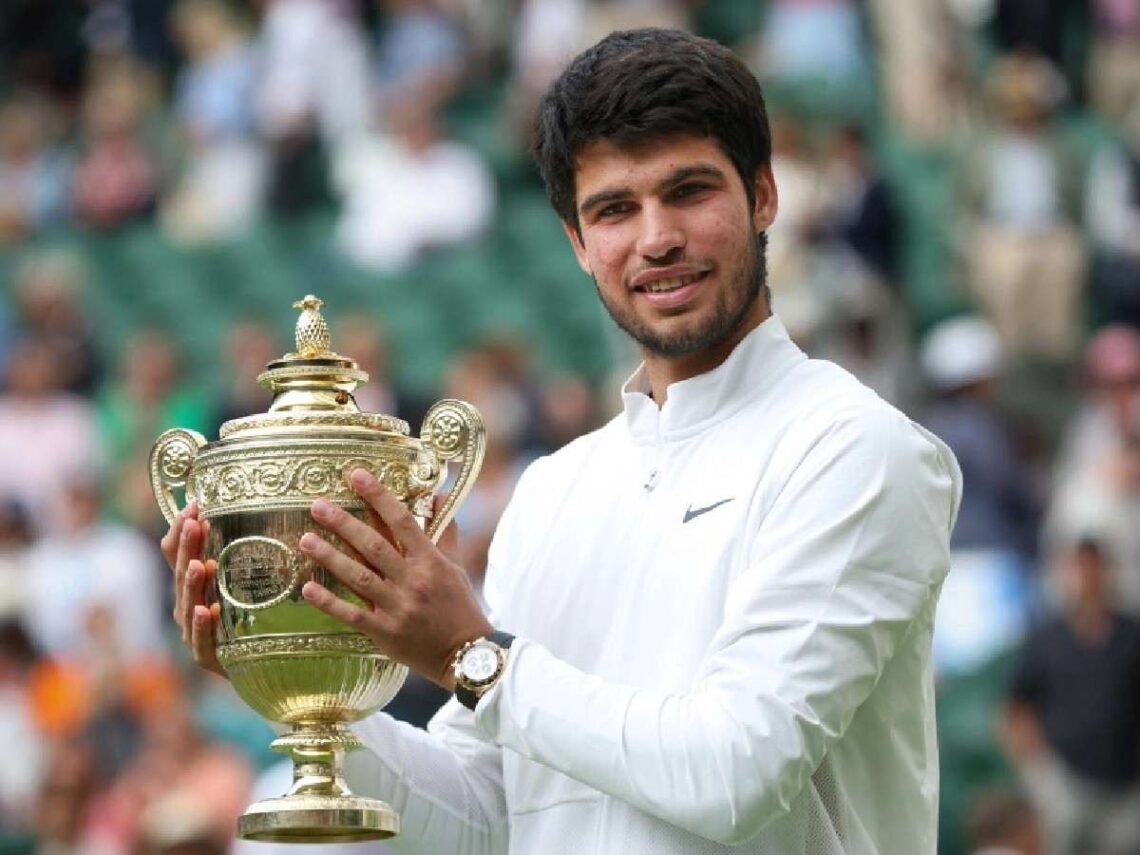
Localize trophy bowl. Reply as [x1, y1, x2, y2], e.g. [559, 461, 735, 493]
[149, 296, 485, 843]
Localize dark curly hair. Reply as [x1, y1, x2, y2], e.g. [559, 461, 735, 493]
[533, 28, 772, 233]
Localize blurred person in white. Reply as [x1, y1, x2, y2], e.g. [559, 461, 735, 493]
[920, 317, 1040, 673]
[72, 60, 160, 231]
[0, 337, 102, 536]
[0, 94, 71, 245]
[168, 29, 962, 854]
[965, 789, 1042, 855]
[960, 52, 1085, 362]
[11, 249, 104, 397]
[0, 621, 46, 841]
[163, 0, 266, 244]
[21, 473, 165, 664]
[1085, 112, 1140, 327]
[1049, 325, 1140, 612]
[1002, 536, 1140, 855]
[334, 97, 495, 270]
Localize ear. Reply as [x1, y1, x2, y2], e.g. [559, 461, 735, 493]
[562, 220, 592, 276]
[751, 165, 778, 233]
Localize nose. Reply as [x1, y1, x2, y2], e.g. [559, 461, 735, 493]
[635, 201, 685, 262]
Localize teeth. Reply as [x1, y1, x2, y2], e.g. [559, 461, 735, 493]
[644, 274, 700, 293]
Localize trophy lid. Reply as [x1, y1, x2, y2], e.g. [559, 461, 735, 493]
[219, 295, 409, 439]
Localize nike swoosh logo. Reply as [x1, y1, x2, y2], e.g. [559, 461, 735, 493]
[682, 498, 734, 524]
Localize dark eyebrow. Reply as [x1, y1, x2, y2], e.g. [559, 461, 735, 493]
[578, 164, 728, 219]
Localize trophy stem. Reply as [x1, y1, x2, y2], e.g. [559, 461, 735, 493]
[237, 722, 400, 842]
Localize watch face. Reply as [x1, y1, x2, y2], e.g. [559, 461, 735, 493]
[461, 643, 500, 683]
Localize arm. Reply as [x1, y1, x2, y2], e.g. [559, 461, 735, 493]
[475, 406, 960, 845]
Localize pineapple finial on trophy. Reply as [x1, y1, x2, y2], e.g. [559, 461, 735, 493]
[293, 294, 330, 357]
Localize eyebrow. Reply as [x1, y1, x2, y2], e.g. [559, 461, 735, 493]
[578, 164, 728, 218]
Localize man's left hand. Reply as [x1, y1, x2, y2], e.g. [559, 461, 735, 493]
[299, 467, 493, 691]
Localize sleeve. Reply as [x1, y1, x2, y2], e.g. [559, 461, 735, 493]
[473, 405, 962, 846]
[348, 459, 549, 855]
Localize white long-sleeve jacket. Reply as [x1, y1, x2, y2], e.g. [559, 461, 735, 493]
[353, 314, 962, 854]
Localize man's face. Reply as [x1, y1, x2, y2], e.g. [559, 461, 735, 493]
[564, 136, 776, 363]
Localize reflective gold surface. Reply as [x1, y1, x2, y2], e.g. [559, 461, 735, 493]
[149, 296, 485, 841]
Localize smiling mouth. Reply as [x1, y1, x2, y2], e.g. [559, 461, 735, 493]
[635, 271, 709, 293]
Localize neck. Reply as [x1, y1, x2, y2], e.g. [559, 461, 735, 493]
[643, 305, 770, 406]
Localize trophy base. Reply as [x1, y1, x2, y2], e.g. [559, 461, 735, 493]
[238, 794, 399, 843]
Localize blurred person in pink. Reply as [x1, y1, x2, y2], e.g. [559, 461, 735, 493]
[0, 95, 71, 245]
[163, 0, 266, 244]
[0, 337, 102, 535]
[72, 61, 160, 231]
[960, 53, 1085, 361]
[10, 249, 104, 397]
[1002, 536, 1140, 855]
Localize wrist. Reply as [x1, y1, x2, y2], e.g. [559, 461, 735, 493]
[453, 631, 515, 711]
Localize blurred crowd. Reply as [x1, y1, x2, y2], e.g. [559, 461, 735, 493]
[0, 1, 1140, 854]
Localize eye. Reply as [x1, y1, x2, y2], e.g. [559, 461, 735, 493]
[670, 182, 710, 201]
[597, 201, 634, 220]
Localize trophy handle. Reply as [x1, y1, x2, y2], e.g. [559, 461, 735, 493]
[420, 399, 486, 544]
[149, 428, 208, 525]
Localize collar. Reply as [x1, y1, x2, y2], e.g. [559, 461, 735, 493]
[620, 314, 806, 444]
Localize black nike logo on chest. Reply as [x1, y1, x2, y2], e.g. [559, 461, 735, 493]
[682, 498, 734, 524]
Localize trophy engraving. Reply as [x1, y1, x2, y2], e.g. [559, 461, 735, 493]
[149, 296, 486, 843]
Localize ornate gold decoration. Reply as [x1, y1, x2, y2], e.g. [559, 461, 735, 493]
[146, 295, 486, 843]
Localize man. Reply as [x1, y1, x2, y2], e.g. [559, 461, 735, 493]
[164, 29, 961, 854]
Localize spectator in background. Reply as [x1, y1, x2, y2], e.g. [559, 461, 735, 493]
[1003, 537, 1140, 855]
[333, 315, 401, 419]
[97, 330, 209, 532]
[1050, 325, 1140, 612]
[0, 337, 102, 534]
[0, 95, 71, 245]
[756, 0, 868, 91]
[21, 473, 166, 664]
[0, 621, 46, 841]
[257, 0, 371, 217]
[10, 250, 103, 397]
[965, 789, 1042, 855]
[162, 0, 265, 244]
[334, 98, 495, 270]
[992, 0, 1075, 71]
[922, 316, 1039, 673]
[72, 60, 160, 230]
[0, 501, 33, 620]
[961, 53, 1084, 362]
[1088, 0, 1140, 126]
[373, 0, 466, 121]
[1085, 111, 1140, 327]
[213, 319, 279, 427]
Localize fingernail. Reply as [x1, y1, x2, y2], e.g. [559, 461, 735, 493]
[187, 563, 199, 582]
[301, 581, 320, 602]
[351, 468, 373, 487]
[299, 532, 319, 552]
[311, 499, 334, 520]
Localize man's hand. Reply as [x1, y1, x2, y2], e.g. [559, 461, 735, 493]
[158, 501, 224, 676]
[299, 468, 493, 690]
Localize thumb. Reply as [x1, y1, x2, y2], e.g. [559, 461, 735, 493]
[431, 493, 460, 560]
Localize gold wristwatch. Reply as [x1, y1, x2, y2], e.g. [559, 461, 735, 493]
[453, 631, 514, 710]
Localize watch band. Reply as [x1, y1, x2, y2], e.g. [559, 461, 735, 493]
[455, 631, 515, 711]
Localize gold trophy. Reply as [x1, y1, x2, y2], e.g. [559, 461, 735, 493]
[149, 296, 485, 843]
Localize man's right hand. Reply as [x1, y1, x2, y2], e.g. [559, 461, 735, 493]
[159, 501, 225, 676]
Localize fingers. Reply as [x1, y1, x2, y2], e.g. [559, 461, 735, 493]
[349, 469, 430, 554]
[191, 602, 225, 677]
[310, 497, 405, 579]
[181, 558, 213, 646]
[299, 531, 393, 608]
[173, 513, 207, 629]
[302, 580, 390, 636]
[160, 501, 198, 570]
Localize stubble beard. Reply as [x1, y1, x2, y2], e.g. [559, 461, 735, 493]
[595, 232, 769, 358]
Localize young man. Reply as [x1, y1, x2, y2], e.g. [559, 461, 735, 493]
[166, 29, 961, 854]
